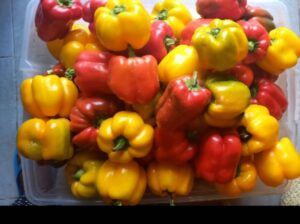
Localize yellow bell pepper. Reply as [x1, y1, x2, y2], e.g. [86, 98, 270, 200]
[97, 111, 154, 163]
[192, 19, 248, 71]
[65, 151, 104, 199]
[96, 160, 146, 205]
[94, 0, 151, 52]
[151, 0, 192, 39]
[20, 74, 78, 118]
[17, 118, 73, 161]
[256, 27, 300, 75]
[255, 138, 300, 187]
[239, 105, 279, 156]
[158, 45, 201, 83]
[215, 158, 257, 197]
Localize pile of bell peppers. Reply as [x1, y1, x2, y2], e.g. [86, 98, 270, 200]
[16, 0, 300, 205]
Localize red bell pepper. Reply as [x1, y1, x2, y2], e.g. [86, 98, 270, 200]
[156, 72, 212, 131]
[136, 21, 176, 62]
[251, 79, 288, 120]
[250, 64, 278, 83]
[229, 64, 254, 87]
[70, 96, 123, 151]
[238, 20, 270, 64]
[195, 128, 242, 184]
[180, 18, 212, 45]
[83, 0, 106, 33]
[108, 50, 160, 104]
[196, 0, 247, 21]
[74, 51, 113, 97]
[35, 0, 82, 42]
[154, 128, 198, 165]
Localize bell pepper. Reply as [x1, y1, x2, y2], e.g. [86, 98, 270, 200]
[135, 20, 176, 62]
[94, 0, 151, 52]
[17, 118, 73, 161]
[70, 96, 123, 152]
[158, 45, 201, 83]
[215, 158, 257, 197]
[97, 111, 154, 163]
[251, 64, 278, 83]
[251, 79, 288, 120]
[229, 64, 254, 87]
[180, 18, 212, 45]
[154, 127, 198, 165]
[156, 72, 211, 130]
[204, 74, 251, 128]
[196, 0, 247, 21]
[238, 20, 270, 64]
[192, 19, 248, 71]
[35, 0, 82, 42]
[256, 27, 300, 75]
[20, 74, 78, 118]
[108, 52, 160, 105]
[82, 0, 106, 33]
[243, 5, 276, 32]
[152, 0, 192, 39]
[255, 138, 300, 187]
[195, 128, 242, 184]
[74, 51, 114, 97]
[147, 161, 194, 202]
[65, 151, 104, 199]
[45, 63, 66, 77]
[96, 160, 146, 205]
[238, 105, 279, 156]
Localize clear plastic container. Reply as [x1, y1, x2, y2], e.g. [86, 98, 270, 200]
[19, 0, 300, 205]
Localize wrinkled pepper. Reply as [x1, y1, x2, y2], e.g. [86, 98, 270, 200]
[35, 0, 82, 41]
[152, 0, 192, 39]
[215, 158, 257, 197]
[158, 45, 201, 83]
[229, 64, 254, 87]
[238, 105, 279, 156]
[196, 0, 247, 21]
[70, 96, 123, 152]
[83, 0, 106, 33]
[74, 51, 114, 97]
[97, 111, 154, 163]
[256, 27, 300, 75]
[195, 128, 242, 184]
[255, 138, 300, 187]
[96, 160, 147, 205]
[65, 151, 104, 199]
[204, 74, 251, 128]
[21, 74, 78, 118]
[192, 19, 248, 71]
[94, 0, 151, 51]
[17, 118, 73, 161]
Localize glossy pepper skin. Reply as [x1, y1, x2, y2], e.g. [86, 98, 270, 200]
[108, 54, 160, 105]
[158, 45, 201, 83]
[94, 0, 151, 51]
[152, 0, 192, 39]
[83, 0, 106, 33]
[215, 158, 257, 197]
[238, 105, 279, 156]
[251, 79, 288, 120]
[70, 97, 123, 152]
[195, 128, 242, 184]
[156, 73, 211, 130]
[147, 161, 194, 198]
[21, 74, 78, 118]
[136, 21, 176, 62]
[196, 0, 247, 21]
[229, 64, 254, 87]
[204, 74, 251, 128]
[17, 118, 73, 161]
[65, 151, 104, 199]
[255, 138, 300, 187]
[238, 20, 270, 64]
[96, 160, 147, 205]
[35, 0, 82, 42]
[97, 111, 154, 163]
[192, 19, 248, 71]
[256, 27, 300, 75]
[74, 51, 114, 97]
[154, 128, 197, 165]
